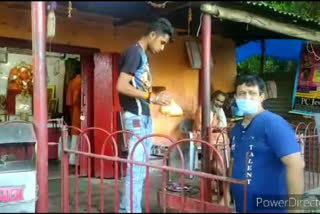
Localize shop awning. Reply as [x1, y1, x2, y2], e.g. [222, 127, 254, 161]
[236, 39, 306, 63]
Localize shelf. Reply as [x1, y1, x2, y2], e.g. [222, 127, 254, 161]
[152, 86, 166, 93]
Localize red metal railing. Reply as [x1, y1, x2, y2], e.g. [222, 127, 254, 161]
[56, 122, 248, 213]
[294, 122, 320, 191]
[9, 117, 317, 211]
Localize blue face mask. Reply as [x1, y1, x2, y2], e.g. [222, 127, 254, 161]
[235, 98, 259, 116]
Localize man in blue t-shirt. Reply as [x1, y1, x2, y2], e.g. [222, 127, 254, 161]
[116, 18, 174, 213]
[227, 74, 305, 213]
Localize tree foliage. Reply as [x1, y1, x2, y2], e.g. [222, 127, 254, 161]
[237, 56, 297, 75]
[237, 1, 318, 75]
[262, 1, 320, 22]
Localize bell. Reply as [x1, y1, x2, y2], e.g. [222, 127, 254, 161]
[47, 7, 56, 39]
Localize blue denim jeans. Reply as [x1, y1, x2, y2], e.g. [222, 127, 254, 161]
[119, 111, 153, 213]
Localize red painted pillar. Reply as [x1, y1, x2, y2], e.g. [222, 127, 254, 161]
[31, 2, 48, 212]
[200, 13, 212, 202]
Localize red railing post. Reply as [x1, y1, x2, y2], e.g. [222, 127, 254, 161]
[201, 12, 212, 202]
[31, 1, 48, 212]
[61, 125, 70, 212]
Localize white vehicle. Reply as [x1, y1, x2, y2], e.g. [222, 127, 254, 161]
[0, 122, 37, 213]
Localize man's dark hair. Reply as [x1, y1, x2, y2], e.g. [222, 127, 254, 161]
[211, 90, 227, 101]
[146, 18, 174, 42]
[235, 74, 266, 95]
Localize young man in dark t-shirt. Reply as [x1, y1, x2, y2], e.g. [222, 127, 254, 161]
[116, 18, 174, 213]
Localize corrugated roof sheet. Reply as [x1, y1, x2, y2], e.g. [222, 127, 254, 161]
[246, 1, 320, 26]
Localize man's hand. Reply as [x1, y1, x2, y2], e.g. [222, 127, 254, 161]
[151, 91, 172, 106]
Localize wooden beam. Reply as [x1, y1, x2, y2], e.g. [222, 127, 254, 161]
[201, 4, 320, 43]
[211, 29, 294, 40]
[0, 36, 100, 55]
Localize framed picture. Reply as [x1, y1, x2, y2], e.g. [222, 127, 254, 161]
[47, 85, 55, 100]
[48, 98, 58, 114]
[0, 47, 8, 63]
